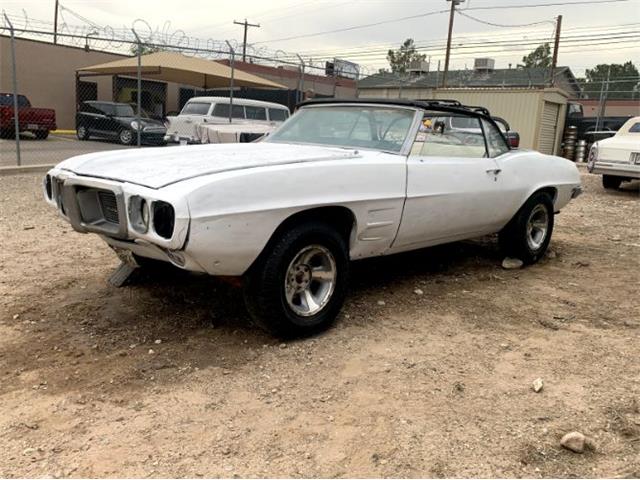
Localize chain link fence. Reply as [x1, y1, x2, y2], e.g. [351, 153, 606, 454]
[1, 26, 360, 168]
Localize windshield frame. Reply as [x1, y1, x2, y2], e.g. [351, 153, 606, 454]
[264, 103, 423, 155]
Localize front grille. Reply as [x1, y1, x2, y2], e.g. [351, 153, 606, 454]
[98, 190, 119, 224]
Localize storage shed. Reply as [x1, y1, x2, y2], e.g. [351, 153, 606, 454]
[357, 65, 581, 155]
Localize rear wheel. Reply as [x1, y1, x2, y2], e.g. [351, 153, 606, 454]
[77, 125, 88, 141]
[602, 175, 622, 190]
[243, 221, 349, 338]
[499, 191, 554, 264]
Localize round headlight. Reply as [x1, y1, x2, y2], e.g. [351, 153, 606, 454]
[130, 120, 140, 130]
[128, 195, 149, 233]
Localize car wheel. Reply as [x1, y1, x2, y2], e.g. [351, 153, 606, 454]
[499, 191, 554, 264]
[0, 128, 15, 139]
[243, 221, 349, 338]
[602, 175, 622, 190]
[77, 125, 88, 141]
[34, 130, 49, 140]
[119, 129, 134, 145]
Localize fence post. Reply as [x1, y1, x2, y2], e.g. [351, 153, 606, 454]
[296, 54, 305, 104]
[131, 28, 142, 147]
[225, 41, 235, 124]
[3, 13, 21, 166]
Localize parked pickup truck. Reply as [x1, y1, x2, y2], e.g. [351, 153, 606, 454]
[0, 93, 57, 139]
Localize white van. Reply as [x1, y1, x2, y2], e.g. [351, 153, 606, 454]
[166, 97, 290, 143]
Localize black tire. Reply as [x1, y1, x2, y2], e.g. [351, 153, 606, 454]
[243, 221, 349, 338]
[119, 129, 134, 145]
[499, 191, 554, 264]
[34, 130, 49, 140]
[77, 125, 88, 141]
[602, 175, 622, 190]
[0, 128, 15, 139]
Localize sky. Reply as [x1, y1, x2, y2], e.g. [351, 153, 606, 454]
[2, 0, 639, 77]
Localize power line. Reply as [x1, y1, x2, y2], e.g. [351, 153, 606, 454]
[464, 0, 631, 9]
[455, 9, 555, 28]
[274, 31, 640, 62]
[252, 8, 450, 44]
[286, 22, 640, 57]
[254, 0, 631, 45]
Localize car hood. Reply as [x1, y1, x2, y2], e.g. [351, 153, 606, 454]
[116, 116, 165, 128]
[57, 142, 362, 189]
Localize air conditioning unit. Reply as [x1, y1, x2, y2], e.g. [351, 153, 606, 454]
[474, 58, 495, 71]
[279, 65, 301, 72]
[408, 60, 429, 74]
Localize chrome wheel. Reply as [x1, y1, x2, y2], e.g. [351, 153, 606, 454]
[77, 126, 87, 140]
[284, 245, 337, 317]
[526, 204, 549, 251]
[119, 129, 133, 145]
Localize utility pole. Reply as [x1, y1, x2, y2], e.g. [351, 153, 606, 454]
[595, 65, 611, 132]
[442, 0, 463, 88]
[233, 19, 260, 62]
[550, 14, 562, 86]
[53, 0, 59, 44]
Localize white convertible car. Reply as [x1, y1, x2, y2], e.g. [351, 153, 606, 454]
[587, 116, 640, 189]
[44, 99, 582, 336]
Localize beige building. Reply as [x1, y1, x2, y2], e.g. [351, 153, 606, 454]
[1, 35, 356, 129]
[359, 86, 569, 155]
[576, 99, 640, 118]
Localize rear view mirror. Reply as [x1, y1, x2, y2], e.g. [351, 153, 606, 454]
[505, 131, 520, 148]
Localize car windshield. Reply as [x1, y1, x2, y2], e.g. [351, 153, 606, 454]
[105, 104, 135, 117]
[181, 102, 211, 115]
[266, 105, 415, 153]
[1, 94, 29, 107]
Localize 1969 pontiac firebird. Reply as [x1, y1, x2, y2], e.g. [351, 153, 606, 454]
[44, 99, 582, 336]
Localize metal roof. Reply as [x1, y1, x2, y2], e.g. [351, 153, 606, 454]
[78, 51, 286, 90]
[358, 67, 581, 96]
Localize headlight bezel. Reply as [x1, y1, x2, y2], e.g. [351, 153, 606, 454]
[127, 195, 149, 233]
[152, 201, 175, 240]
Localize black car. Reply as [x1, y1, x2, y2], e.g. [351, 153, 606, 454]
[76, 101, 167, 145]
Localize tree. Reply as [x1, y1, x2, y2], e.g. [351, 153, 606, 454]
[130, 43, 161, 56]
[578, 61, 639, 99]
[519, 43, 552, 69]
[387, 38, 426, 74]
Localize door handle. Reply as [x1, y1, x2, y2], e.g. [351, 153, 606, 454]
[486, 168, 502, 175]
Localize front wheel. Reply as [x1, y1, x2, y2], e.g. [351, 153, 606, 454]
[243, 221, 349, 338]
[499, 191, 554, 264]
[34, 130, 49, 140]
[602, 175, 622, 190]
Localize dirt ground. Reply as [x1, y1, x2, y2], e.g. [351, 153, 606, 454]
[1, 169, 638, 478]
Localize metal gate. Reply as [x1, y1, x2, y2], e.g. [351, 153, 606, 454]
[538, 101, 560, 155]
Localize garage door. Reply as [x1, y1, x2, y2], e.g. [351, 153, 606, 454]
[538, 102, 560, 155]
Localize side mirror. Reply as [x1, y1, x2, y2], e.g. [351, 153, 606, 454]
[506, 131, 520, 148]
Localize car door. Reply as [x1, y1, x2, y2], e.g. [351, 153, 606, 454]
[391, 112, 506, 251]
[91, 103, 113, 137]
